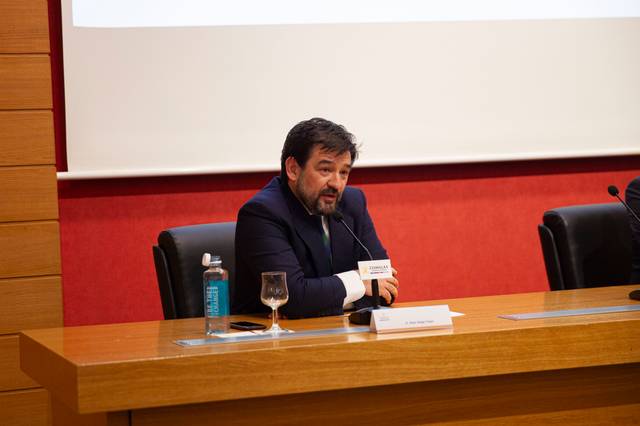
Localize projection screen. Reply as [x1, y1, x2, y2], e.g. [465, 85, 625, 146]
[60, 0, 640, 179]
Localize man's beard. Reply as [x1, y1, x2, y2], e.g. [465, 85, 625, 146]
[296, 180, 341, 215]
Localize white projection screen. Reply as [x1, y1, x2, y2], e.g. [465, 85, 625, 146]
[60, 0, 640, 179]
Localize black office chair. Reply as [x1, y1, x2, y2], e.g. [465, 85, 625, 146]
[538, 203, 631, 291]
[153, 222, 236, 319]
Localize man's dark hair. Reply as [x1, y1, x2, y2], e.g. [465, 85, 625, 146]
[280, 117, 359, 180]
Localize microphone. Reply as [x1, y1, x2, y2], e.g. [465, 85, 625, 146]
[608, 185, 640, 225]
[332, 210, 382, 325]
[332, 211, 375, 261]
[607, 185, 640, 301]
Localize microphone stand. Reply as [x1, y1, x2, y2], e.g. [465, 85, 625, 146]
[348, 279, 380, 325]
[331, 211, 382, 325]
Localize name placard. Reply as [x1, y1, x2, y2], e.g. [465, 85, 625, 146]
[358, 259, 392, 280]
[371, 305, 453, 334]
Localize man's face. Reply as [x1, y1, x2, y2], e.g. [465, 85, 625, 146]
[288, 145, 352, 215]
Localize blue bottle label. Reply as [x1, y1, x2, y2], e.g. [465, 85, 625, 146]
[205, 280, 229, 317]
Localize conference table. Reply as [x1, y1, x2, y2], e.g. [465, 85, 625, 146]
[20, 285, 640, 425]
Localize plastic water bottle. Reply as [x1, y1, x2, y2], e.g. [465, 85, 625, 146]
[202, 253, 230, 335]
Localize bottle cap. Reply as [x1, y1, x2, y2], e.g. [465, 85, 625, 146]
[202, 253, 221, 267]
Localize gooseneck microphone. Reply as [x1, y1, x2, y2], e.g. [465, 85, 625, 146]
[607, 185, 640, 301]
[332, 212, 375, 262]
[608, 185, 640, 225]
[332, 210, 381, 324]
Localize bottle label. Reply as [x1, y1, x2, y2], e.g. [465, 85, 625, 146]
[205, 280, 230, 317]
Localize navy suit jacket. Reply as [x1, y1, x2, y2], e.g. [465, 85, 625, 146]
[233, 177, 388, 318]
[626, 176, 640, 283]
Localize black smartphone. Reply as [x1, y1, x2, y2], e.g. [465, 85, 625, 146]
[230, 321, 267, 331]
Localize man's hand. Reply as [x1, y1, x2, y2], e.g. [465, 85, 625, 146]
[363, 267, 399, 304]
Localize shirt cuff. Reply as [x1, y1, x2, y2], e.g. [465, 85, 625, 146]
[336, 270, 366, 308]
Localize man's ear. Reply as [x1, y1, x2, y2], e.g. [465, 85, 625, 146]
[285, 157, 301, 182]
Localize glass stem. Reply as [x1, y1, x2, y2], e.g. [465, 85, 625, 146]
[272, 308, 278, 329]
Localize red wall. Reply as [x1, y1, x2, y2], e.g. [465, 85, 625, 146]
[58, 158, 640, 326]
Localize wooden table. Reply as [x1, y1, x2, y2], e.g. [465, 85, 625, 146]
[20, 286, 640, 425]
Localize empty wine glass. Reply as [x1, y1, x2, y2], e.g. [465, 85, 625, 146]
[260, 271, 288, 334]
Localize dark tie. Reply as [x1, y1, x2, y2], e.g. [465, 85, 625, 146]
[320, 217, 333, 272]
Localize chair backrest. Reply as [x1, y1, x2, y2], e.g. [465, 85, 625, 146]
[538, 203, 631, 290]
[153, 222, 236, 319]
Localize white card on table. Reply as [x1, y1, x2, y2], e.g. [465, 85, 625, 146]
[371, 305, 453, 334]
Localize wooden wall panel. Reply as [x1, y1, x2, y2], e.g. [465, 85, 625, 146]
[0, 55, 52, 109]
[0, 111, 55, 166]
[0, 221, 61, 279]
[0, 0, 59, 424]
[0, 336, 38, 391]
[0, 388, 50, 426]
[0, 276, 62, 334]
[0, 0, 49, 54]
[0, 166, 58, 222]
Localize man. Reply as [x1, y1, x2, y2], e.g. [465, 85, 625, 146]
[233, 118, 399, 318]
[626, 176, 640, 283]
